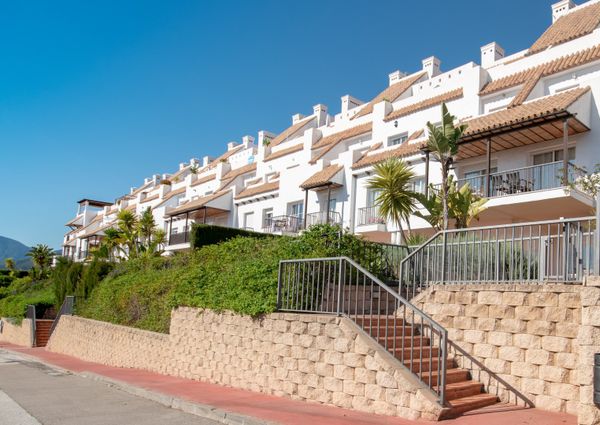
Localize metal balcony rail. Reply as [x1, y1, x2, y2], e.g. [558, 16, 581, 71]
[49, 296, 75, 337]
[432, 162, 581, 198]
[400, 217, 595, 299]
[168, 231, 190, 245]
[305, 210, 342, 227]
[262, 215, 304, 234]
[357, 206, 386, 226]
[278, 257, 448, 404]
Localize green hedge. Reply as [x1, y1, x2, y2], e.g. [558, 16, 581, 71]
[190, 224, 270, 249]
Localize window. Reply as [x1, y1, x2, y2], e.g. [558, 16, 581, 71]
[366, 189, 381, 207]
[388, 133, 408, 147]
[243, 212, 254, 229]
[289, 201, 304, 218]
[410, 178, 426, 194]
[263, 208, 273, 226]
[533, 148, 575, 165]
[327, 198, 337, 212]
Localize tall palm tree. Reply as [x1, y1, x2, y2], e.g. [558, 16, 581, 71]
[4, 258, 16, 275]
[27, 244, 54, 277]
[426, 103, 468, 230]
[116, 210, 138, 257]
[367, 158, 417, 244]
[137, 208, 156, 246]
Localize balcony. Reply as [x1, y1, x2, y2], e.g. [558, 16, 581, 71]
[168, 231, 190, 246]
[262, 215, 303, 234]
[305, 210, 342, 227]
[358, 206, 385, 226]
[435, 162, 580, 198]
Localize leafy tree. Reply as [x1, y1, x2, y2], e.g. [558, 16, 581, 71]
[26, 244, 54, 277]
[367, 158, 417, 244]
[4, 258, 16, 275]
[426, 103, 468, 230]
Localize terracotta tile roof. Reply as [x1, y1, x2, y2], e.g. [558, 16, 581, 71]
[264, 143, 304, 162]
[166, 191, 229, 216]
[351, 130, 427, 170]
[462, 86, 590, 138]
[218, 162, 257, 190]
[384, 88, 464, 121]
[310, 122, 372, 164]
[269, 117, 316, 147]
[235, 181, 280, 199]
[300, 164, 344, 189]
[140, 194, 159, 204]
[155, 187, 187, 207]
[529, 2, 600, 55]
[507, 68, 545, 108]
[481, 44, 600, 96]
[202, 144, 245, 172]
[351, 72, 426, 120]
[190, 174, 216, 187]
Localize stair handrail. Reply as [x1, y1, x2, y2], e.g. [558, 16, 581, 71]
[49, 296, 75, 337]
[278, 256, 448, 404]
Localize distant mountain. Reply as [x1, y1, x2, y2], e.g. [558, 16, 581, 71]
[0, 236, 31, 270]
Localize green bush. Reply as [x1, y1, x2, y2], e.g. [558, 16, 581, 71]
[190, 224, 270, 249]
[0, 276, 54, 321]
[78, 225, 376, 333]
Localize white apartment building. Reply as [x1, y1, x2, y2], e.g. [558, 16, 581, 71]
[64, 0, 600, 259]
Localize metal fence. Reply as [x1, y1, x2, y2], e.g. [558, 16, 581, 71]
[262, 215, 304, 234]
[357, 206, 385, 226]
[350, 240, 410, 284]
[400, 217, 596, 299]
[278, 257, 448, 404]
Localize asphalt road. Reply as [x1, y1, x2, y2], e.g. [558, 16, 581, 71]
[0, 350, 220, 425]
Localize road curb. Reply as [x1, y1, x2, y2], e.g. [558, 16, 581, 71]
[0, 347, 276, 425]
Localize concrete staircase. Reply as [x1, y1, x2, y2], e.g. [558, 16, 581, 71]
[34, 320, 54, 347]
[354, 315, 499, 418]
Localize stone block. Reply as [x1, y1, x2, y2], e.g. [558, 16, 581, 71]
[539, 365, 568, 383]
[333, 364, 354, 380]
[521, 377, 546, 395]
[476, 318, 497, 331]
[511, 361, 539, 378]
[541, 336, 571, 353]
[498, 318, 526, 333]
[515, 306, 542, 321]
[316, 362, 333, 377]
[478, 291, 503, 305]
[332, 391, 353, 408]
[558, 293, 580, 309]
[488, 331, 512, 346]
[488, 305, 515, 319]
[484, 358, 511, 374]
[512, 333, 541, 349]
[525, 348, 550, 365]
[455, 291, 478, 305]
[534, 394, 563, 412]
[548, 382, 578, 401]
[473, 343, 496, 358]
[290, 321, 307, 334]
[343, 380, 365, 397]
[542, 307, 569, 322]
[334, 337, 353, 353]
[582, 306, 600, 327]
[503, 291, 526, 306]
[528, 292, 559, 307]
[435, 290, 454, 304]
[464, 304, 489, 318]
[527, 320, 554, 336]
[463, 329, 486, 344]
[453, 316, 475, 330]
[498, 346, 524, 362]
[343, 352, 364, 368]
[555, 352, 577, 370]
[354, 367, 376, 384]
[375, 371, 397, 389]
[323, 377, 343, 392]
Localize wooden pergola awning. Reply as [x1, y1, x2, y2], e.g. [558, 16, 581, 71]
[165, 191, 230, 219]
[456, 87, 591, 160]
[300, 164, 344, 191]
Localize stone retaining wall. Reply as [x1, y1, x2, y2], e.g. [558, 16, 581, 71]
[47, 309, 443, 421]
[0, 317, 33, 347]
[413, 283, 600, 425]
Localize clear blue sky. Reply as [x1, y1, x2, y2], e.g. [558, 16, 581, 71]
[0, 0, 552, 248]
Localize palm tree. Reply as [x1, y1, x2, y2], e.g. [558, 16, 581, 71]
[367, 158, 417, 244]
[414, 187, 444, 231]
[4, 258, 16, 275]
[450, 182, 488, 229]
[137, 208, 156, 246]
[426, 103, 468, 230]
[27, 244, 54, 277]
[116, 210, 138, 258]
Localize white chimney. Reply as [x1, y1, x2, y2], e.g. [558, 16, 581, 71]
[227, 141, 239, 151]
[242, 135, 255, 148]
[189, 158, 200, 167]
[179, 162, 187, 170]
[144, 177, 151, 184]
[341, 95, 364, 115]
[480, 42, 505, 68]
[552, 0, 575, 22]
[292, 113, 305, 124]
[202, 155, 214, 167]
[422, 56, 441, 78]
[313, 104, 328, 127]
[388, 70, 407, 86]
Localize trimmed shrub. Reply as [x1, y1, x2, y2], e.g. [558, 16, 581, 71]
[190, 224, 270, 249]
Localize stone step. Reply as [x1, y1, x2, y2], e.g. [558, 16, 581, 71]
[403, 357, 455, 373]
[361, 325, 417, 336]
[376, 335, 430, 347]
[442, 393, 499, 418]
[392, 346, 440, 361]
[420, 368, 470, 385]
[354, 316, 403, 325]
[436, 380, 484, 401]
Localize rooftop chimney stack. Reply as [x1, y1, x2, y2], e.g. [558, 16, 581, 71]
[179, 162, 187, 170]
[292, 113, 305, 124]
[313, 104, 328, 127]
[227, 141, 239, 151]
[189, 158, 200, 167]
[552, 0, 575, 22]
[242, 135, 255, 148]
[480, 42, 505, 68]
[202, 155, 214, 167]
[388, 70, 407, 86]
[422, 56, 441, 78]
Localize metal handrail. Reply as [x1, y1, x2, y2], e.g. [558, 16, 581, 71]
[400, 216, 595, 298]
[278, 256, 448, 404]
[49, 296, 75, 337]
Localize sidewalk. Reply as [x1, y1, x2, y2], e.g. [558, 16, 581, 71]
[0, 342, 576, 425]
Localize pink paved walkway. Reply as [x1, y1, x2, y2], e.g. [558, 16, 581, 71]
[0, 342, 576, 425]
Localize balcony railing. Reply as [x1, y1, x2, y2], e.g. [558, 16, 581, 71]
[433, 161, 580, 198]
[168, 231, 190, 245]
[357, 206, 385, 226]
[263, 215, 303, 234]
[305, 210, 342, 227]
